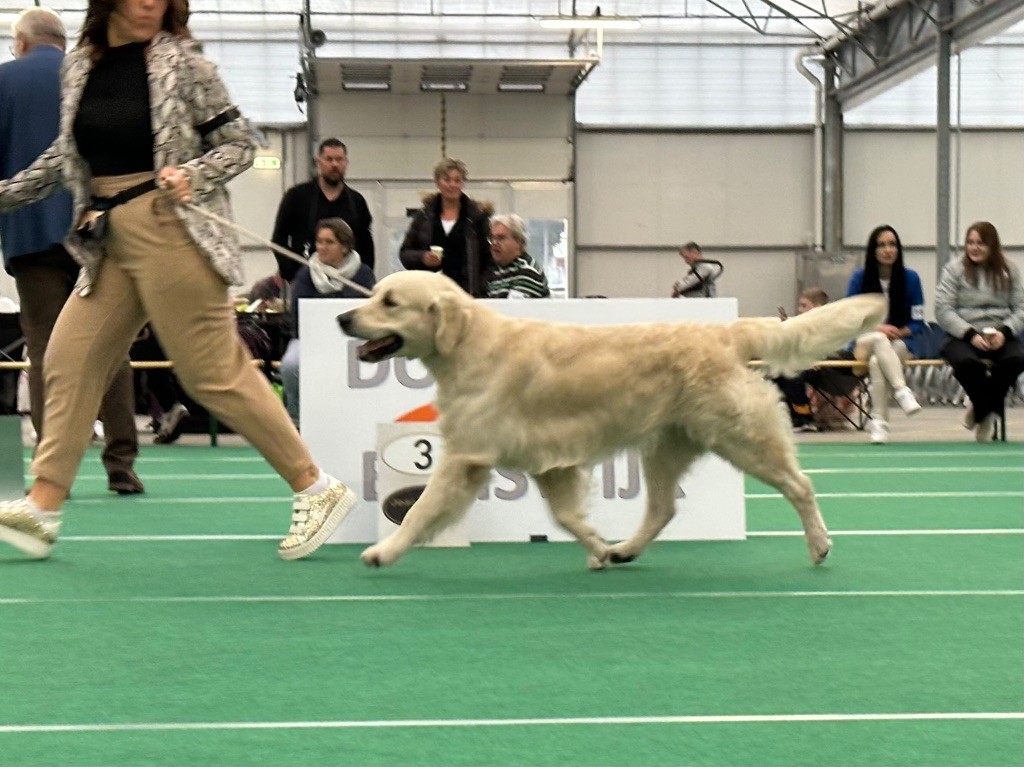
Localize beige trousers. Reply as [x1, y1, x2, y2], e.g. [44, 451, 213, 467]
[852, 331, 911, 421]
[32, 173, 314, 491]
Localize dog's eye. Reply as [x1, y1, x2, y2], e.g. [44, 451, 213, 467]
[382, 292, 398, 308]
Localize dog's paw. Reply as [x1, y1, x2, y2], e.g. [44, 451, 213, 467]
[809, 535, 832, 565]
[360, 544, 389, 568]
[607, 542, 639, 565]
[587, 546, 610, 571]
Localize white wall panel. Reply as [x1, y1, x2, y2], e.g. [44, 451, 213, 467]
[577, 131, 814, 248]
[576, 248, 797, 318]
[316, 93, 573, 180]
[844, 130, 1024, 248]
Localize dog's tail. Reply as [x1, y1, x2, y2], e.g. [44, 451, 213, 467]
[729, 294, 887, 377]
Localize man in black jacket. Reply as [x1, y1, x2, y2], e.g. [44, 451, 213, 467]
[270, 138, 375, 279]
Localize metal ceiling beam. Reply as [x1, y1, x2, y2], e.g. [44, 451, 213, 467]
[824, 0, 1024, 108]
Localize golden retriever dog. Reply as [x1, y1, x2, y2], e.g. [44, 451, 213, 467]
[338, 272, 885, 571]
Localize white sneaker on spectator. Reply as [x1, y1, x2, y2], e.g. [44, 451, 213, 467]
[894, 386, 921, 416]
[278, 479, 357, 560]
[975, 414, 997, 443]
[868, 418, 890, 444]
[0, 498, 61, 559]
[155, 402, 189, 445]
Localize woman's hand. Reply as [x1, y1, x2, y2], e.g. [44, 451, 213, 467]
[986, 330, 1006, 351]
[878, 323, 903, 341]
[423, 250, 442, 268]
[970, 333, 993, 352]
[157, 166, 192, 203]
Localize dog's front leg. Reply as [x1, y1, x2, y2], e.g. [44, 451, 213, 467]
[360, 457, 491, 568]
[533, 466, 609, 571]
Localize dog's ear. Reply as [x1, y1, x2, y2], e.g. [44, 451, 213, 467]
[430, 293, 470, 357]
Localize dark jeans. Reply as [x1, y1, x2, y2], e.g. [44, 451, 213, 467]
[773, 374, 812, 425]
[941, 335, 1024, 421]
[11, 244, 139, 476]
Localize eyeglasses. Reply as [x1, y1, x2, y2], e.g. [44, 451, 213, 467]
[487, 234, 512, 244]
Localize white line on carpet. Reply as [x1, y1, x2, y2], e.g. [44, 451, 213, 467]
[73, 474, 278, 481]
[64, 490, 1024, 505]
[55, 528, 1022, 543]
[0, 711, 1021, 733]
[802, 467, 1023, 474]
[2, 589, 1020, 606]
[748, 491, 1023, 499]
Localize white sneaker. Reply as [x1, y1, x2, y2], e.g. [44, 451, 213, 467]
[975, 413, 997, 443]
[0, 498, 61, 559]
[894, 386, 922, 416]
[868, 418, 890, 444]
[278, 480, 357, 560]
[154, 403, 189, 445]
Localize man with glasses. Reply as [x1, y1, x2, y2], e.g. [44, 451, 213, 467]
[485, 214, 550, 299]
[0, 7, 143, 494]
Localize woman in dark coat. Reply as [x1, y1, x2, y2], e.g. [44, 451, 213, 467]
[399, 157, 491, 297]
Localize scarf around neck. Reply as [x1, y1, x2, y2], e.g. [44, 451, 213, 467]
[309, 250, 361, 294]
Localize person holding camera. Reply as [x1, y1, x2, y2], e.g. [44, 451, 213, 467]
[670, 241, 720, 298]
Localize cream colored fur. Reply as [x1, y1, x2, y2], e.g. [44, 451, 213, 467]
[339, 272, 886, 571]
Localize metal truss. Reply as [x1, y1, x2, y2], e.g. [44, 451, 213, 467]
[822, 0, 1024, 107]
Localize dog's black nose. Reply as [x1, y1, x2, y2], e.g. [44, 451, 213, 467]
[337, 312, 353, 333]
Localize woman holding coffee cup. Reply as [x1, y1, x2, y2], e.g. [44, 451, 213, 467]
[399, 157, 491, 297]
[935, 221, 1024, 441]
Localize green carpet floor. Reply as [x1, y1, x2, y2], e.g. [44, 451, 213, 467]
[0, 443, 1021, 767]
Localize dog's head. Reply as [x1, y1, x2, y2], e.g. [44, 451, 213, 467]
[337, 271, 475, 362]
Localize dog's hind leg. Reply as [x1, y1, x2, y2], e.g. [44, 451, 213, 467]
[712, 408, 832, 565]
[360, 457, 491, 568]
[608, 430, 701, 565]
[533, 466, 609, 571]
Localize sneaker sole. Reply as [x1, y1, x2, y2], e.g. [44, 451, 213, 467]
[0, 525, 54, 559]
[278, 486, 357, 561]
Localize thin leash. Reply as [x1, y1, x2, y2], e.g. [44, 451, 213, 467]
[175, 197, 374, 298]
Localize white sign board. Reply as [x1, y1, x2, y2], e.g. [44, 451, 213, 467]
[300, 298, 746, 544]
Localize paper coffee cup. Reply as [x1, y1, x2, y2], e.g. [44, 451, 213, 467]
[982, 326, 999, 343]
[429, 246, 444, 261]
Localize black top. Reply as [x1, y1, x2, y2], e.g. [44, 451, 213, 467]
[73, 42, 154, 176]
[270, 181, 376, 279]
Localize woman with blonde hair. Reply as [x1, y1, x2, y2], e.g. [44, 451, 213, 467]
[399, 157, 491, 296]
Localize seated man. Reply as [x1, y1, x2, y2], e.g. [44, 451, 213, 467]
[485, 214, 550, 299]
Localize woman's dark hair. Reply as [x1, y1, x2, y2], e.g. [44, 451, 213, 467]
[80, 0, 190, 56]
[963, 221, 1011, 293]
[860, 224, 910, 329]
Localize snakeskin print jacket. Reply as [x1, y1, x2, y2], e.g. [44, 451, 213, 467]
[0, 32, 259, 292]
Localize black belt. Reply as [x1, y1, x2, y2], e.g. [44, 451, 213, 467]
[90, 178, 158, 211]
